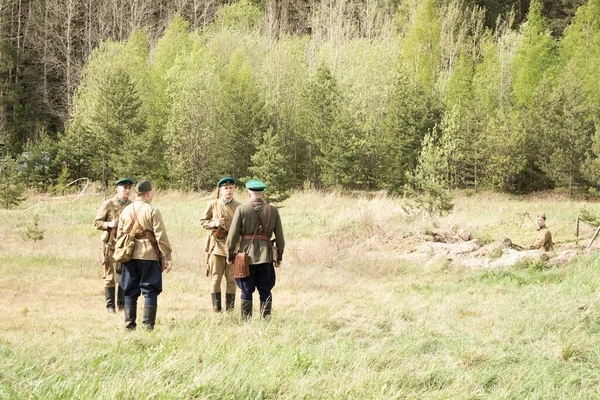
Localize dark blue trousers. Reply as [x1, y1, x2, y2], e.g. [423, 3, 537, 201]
[235, 262, 276, 302]
[121, 259, 162, 306]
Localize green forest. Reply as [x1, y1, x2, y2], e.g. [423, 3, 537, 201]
[0, 0, 599, 201]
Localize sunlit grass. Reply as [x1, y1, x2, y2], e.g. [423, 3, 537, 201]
[1, 190, 600, 398]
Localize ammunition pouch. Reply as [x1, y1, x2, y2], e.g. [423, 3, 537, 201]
[212, 229, 228, 239]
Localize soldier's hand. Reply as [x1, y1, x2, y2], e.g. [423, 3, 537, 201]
[226, 258, 233, 265]
[213, 218, 224, 228]
[108, 220, 118, 228]
[276, 261, 283, 269]
[165, 261, 172, 273]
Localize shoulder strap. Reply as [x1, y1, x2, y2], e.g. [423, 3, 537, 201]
[128, 204, 142, 235]
[132, 203, 163, 258]
[265, 205, 271, 236]
[244, 203, 263, 252]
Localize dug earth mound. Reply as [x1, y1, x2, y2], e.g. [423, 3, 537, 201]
[399, 230, 580, 270]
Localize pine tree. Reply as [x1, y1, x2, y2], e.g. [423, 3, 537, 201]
[405, 130, 454, 217]
[0, 155, 26, 209]
[377, 71, 441, 194]
[298, 64, 341, 188]
[22, 214, 44, 243]
[248, 126, 292, 204]
[91, 68, 146, 185]
[533, 67, 595, 196]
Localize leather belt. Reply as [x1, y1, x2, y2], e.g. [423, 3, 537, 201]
[241, 234, 269, 240]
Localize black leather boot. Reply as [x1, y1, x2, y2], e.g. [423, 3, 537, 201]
[142, 306, 157, 331]
[116, 286, 124, 312]
[105, 287, 116, 313]
[211, 292, 222, 312]
[124, 305, 137, 330]
[241, 300, 252, 320]
[260, 301, 272, 319]
[225, 293, 235, 312]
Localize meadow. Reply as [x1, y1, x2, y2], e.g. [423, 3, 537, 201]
[2, 189, 600, 399]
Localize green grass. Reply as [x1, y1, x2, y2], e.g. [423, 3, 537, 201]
[2, 190, 600, 398]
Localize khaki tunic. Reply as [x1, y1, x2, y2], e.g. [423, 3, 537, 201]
[94, 197, 132, 286]
[117, 198, 173, 262]
[227, 198, 285, 265]
[530, 226, 552, 251]
[200, 198, 241, 257]
[200, 198, 241, 293]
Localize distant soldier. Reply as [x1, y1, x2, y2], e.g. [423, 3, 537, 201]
[529, 213, 553, 251]
[93, 178, 133, 313]
[227, 179, 285, 319]
[505, 212, 553, 252]
[117, 180, 172, 330]
[200, 177, 241, 313]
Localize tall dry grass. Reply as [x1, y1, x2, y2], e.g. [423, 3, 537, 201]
[1, 189, 600, 398]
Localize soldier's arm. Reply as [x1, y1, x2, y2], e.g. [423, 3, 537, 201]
[226, 208, 242, 262]
[544, 231, 552, 247]
[529, 234, 543, 250]
[152, 208, 173, 262]
[93, 201, 110, 230]
[273, 211, 285, 262]
[199, 201, 216, 230]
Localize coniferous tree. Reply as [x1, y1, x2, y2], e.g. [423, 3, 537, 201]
[249, 126, 292, 204]
[377, 71, 441, 194]
[0, 155, 26, 209]
[532, 67, 595, 196]
[298, 64, 341, 188]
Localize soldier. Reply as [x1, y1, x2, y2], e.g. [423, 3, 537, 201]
[93, 178, 133, 313]
[117, 180, 172, 330]
[200, 176, 241, 313]
[227, 179, 285, 319]
[529, 213, 553, 251]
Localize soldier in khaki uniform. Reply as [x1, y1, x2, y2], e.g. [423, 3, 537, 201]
[93, 178, 133, 313]
[529, 213, 553, 251]
[117, 180, 172, 330]
[227, 180, 285, 319]
[200, 176, 241, 313]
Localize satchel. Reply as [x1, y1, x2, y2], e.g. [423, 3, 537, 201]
[270, 239, 278, 264]
[234, 252, 250, 278]
[113, 206, 141, 264]
[113, 233, 135, 263]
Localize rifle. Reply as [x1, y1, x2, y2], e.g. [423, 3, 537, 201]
[102, 203, 119, 278]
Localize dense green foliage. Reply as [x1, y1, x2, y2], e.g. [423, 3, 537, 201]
[1, 0, 600, 199]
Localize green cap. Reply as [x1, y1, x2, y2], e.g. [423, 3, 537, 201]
[116, 178, 134, 186]
[218, 176, 236, 187]
[135, 180, 152, 193]
[245, 179, 267, 191]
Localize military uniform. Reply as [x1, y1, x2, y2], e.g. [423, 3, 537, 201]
[530, 226, 552, 251]
[227, 180, 285, 319]
[117, 180, 172, 330]
[200, 182, 241, 312]
[93, 178, 133, 312]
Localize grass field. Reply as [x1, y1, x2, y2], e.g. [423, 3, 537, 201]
[2, 189, 600, 399]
